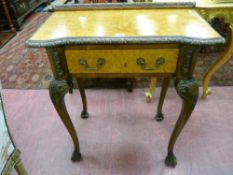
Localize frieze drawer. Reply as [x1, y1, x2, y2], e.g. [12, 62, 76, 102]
[65, 47, 179, 74]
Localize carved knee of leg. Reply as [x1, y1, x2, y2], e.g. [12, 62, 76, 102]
[49, 80, 70, 100]
[176, 79, 199, 105]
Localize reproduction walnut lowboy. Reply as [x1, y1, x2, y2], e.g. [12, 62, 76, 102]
[26, 3, 225, 167]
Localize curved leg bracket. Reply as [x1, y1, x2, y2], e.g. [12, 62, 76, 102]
[165, 78, 198, 167]
[49, 79, 82, 162]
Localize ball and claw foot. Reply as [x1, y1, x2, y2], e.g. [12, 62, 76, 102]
[81, 111, 89, 119]
[165, 152, 177, 167]
[155, 112, 164, 122]
[71, 150, 82, 162]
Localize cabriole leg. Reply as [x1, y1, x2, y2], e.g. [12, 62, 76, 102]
[49, 79, 82, 161]
[165, 78, 198, 167]
[76, 78, 89, 119]
[155, 77, 170, 122]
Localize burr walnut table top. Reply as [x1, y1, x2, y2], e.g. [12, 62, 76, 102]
[27, 5, 224, 47]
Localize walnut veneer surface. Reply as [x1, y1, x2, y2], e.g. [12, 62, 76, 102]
[66, 46, 179, 74]
[30, 9, 221, 41]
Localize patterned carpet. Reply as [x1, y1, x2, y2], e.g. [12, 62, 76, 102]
[0, 13, 52, 89]
[0, 11, 233, 89]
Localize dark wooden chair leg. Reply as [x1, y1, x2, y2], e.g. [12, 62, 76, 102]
[49, 79, 82, 161]
[155, 77, 171, 122]
[165, 78, 198, 167]
[76, 78, 89, 119]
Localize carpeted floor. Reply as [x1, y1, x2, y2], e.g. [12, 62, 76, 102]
[0, 13, 52, 89]
[3, 87, 233, 175]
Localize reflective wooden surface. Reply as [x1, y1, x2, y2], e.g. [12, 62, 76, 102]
[30, 9, 222, 41]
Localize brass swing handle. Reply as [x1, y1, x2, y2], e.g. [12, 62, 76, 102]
[136, 57, 165, 70]
[78, 58, 106, 71]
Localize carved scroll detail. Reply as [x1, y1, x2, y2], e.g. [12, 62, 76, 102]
[53, 51, 64, 78]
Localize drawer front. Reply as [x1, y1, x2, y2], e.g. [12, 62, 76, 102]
[121, 49, 179, 73]
[66, 48, 179, 74]
[66, 49, 122, 74]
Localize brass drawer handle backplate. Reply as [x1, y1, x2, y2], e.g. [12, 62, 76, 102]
[136, 57, 165, 70]
[78, 58, 106, 71]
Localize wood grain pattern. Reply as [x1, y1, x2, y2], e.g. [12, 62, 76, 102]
[30, 9, 222, 41]
[66, 47, 179, 74]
